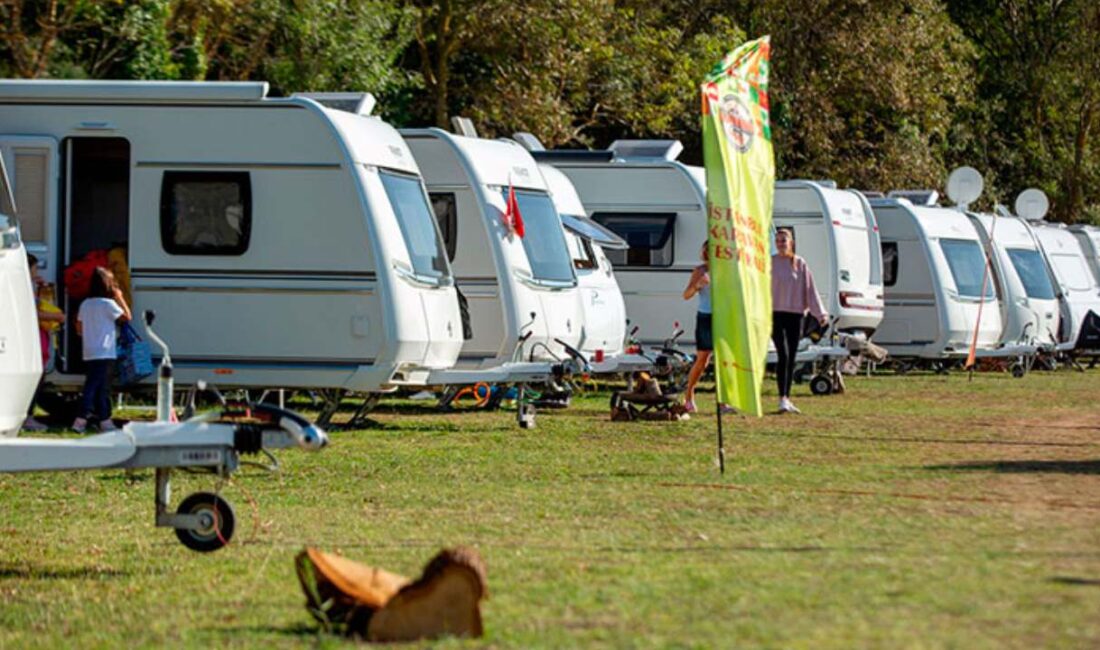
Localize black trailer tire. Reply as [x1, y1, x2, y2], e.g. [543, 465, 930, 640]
[810, 375, 833, 396]
[174, 493, 236, 553]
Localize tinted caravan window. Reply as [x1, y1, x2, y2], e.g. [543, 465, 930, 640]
[1007, 248, 1056, 299]
[591, 213, 675, 267]
[429, 192, 458, 262]
[381, 171, 451, 279]
[161, 171, 250, 255]
[939, 238, 995, 299]
[882, 241, 898, 287]
[503, 189, 575, 283]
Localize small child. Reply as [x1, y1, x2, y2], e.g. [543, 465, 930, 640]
[73, 267, 132, 433]
[22, 254, 65, 432]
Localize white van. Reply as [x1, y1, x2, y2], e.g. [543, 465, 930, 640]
[0, 154, 42, 436]
[0, 81, 463, 413]
[774, 180, 884, 336]
[966, 212, 1060, 345]
[871, 198, 1004, 359]
[401, 128, 585, 385]
[1030, 222, 1100, 346]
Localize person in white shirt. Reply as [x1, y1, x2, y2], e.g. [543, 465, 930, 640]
[73, 267, 132, 433]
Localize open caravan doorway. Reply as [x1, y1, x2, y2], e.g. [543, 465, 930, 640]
[61, 137, 130, 374]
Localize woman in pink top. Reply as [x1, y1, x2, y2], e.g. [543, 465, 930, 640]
[772, 228, 826, 413]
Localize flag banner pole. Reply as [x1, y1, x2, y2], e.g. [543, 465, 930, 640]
[701, 36, 776, 423]
[716, 400, 726, 474]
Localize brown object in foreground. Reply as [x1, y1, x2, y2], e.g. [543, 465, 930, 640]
[295, 546, 488, 643]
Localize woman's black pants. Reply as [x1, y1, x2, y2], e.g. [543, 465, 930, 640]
[772, 311, 802, 398]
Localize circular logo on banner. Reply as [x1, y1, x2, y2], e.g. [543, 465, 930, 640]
[719, 94, 755, 154]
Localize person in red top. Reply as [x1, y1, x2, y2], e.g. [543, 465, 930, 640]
[771, 228, 827, 414]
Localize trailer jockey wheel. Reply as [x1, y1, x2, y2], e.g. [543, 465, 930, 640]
[174, 492, 236, 552]
[810, 374, 833, 396]
[516, 385, 536, 429]
[1010, 362, 1026, 379]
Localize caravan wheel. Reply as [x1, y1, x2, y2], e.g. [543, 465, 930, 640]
[809, 375, 833, 396]
[174, 493, 236, 553]
[1010, 362, 1026, 379]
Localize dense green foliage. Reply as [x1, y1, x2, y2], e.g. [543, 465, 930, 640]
[1, 0, 1098, 221]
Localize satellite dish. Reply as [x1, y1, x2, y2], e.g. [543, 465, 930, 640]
[945, 166, 984, 209]
[1015, 188, 1049, 221]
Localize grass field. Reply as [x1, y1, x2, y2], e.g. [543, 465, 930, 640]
[2, 371, 1099, 648]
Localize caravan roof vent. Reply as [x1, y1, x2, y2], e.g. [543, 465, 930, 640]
[450, 116, 479, 138]
[512, 132, 546, 152]
[608, 139, 683, 161]
[858, 190, 885, 199]
[293, 92, 375, 116]
[813, 180, 838, 189]
[887, 190, 939, 206]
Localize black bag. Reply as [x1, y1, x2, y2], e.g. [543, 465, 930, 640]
[800, 314, 826, 343]
[1075, 310, 1100, 351]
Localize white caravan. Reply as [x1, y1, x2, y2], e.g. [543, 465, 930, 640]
[965, 212, 1060, 346]
[401, 128, 585, 385]
[0, 154, 42, 436]
[1030, 222, 1100, 346]
[0, 81, 463, 410]
[871, 198, 1004, 358]
[531, 140, 882, 346]
[773, 180, 884, 336]
[539, 163, 650, 374]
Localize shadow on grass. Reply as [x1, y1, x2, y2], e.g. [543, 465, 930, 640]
[1050, 576, 1100, 587]
[925, 460, 1100, 474]
[746, 431, 1096, 448]
[215, 622, 326, 638]
[0, 564, 135, 580]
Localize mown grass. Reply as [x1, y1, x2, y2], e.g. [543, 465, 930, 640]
[2, 370, 1099, 648]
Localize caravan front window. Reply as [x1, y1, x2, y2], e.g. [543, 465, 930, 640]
[939, 239, 995, 299]
[380, 171, 451, 279]
[1050, 254, 1092, 291]
[504, 189, 575, 283]
[1007, 249, 1056, 299]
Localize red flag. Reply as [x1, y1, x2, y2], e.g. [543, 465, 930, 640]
[505, 183, 526, 238]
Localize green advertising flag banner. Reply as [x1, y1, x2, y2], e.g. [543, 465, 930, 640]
[701, 37, 775, 417]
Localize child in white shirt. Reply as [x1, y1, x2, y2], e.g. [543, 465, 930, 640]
[74, 267, 131, 432]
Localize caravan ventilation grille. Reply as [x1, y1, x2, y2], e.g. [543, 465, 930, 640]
[531, 150, 616, 163]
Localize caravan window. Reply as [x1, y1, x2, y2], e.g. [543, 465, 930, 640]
[1007, 249, 1056, 299]
[566, 231, 599, 270]
[161, 171, 251, 255]
[1050, 254, 1093, 291]
[429, 192, 458, 262]
[381, 171, 451, 279]
[503, 189, 575, 283]
[882, 241, 898, 287]
[591, 213, 675, 267]
[939, 239, 995, 299]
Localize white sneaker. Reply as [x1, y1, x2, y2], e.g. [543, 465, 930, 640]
[72, 417, 89, 433]
[22, 417, 47, 432]
[786, 400, 802, 414]
[98, 419, 119, 432]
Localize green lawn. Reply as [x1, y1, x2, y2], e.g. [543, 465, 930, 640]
[2, 371, 1099, 648]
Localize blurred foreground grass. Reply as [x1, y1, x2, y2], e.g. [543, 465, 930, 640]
[1, 371, 1099, 648]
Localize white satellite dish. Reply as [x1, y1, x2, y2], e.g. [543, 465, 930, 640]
[945, 166, 984, 209]
[1015, 188, 1050, 221]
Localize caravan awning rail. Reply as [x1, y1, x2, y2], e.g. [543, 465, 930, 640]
[0, 80, 269, 103]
